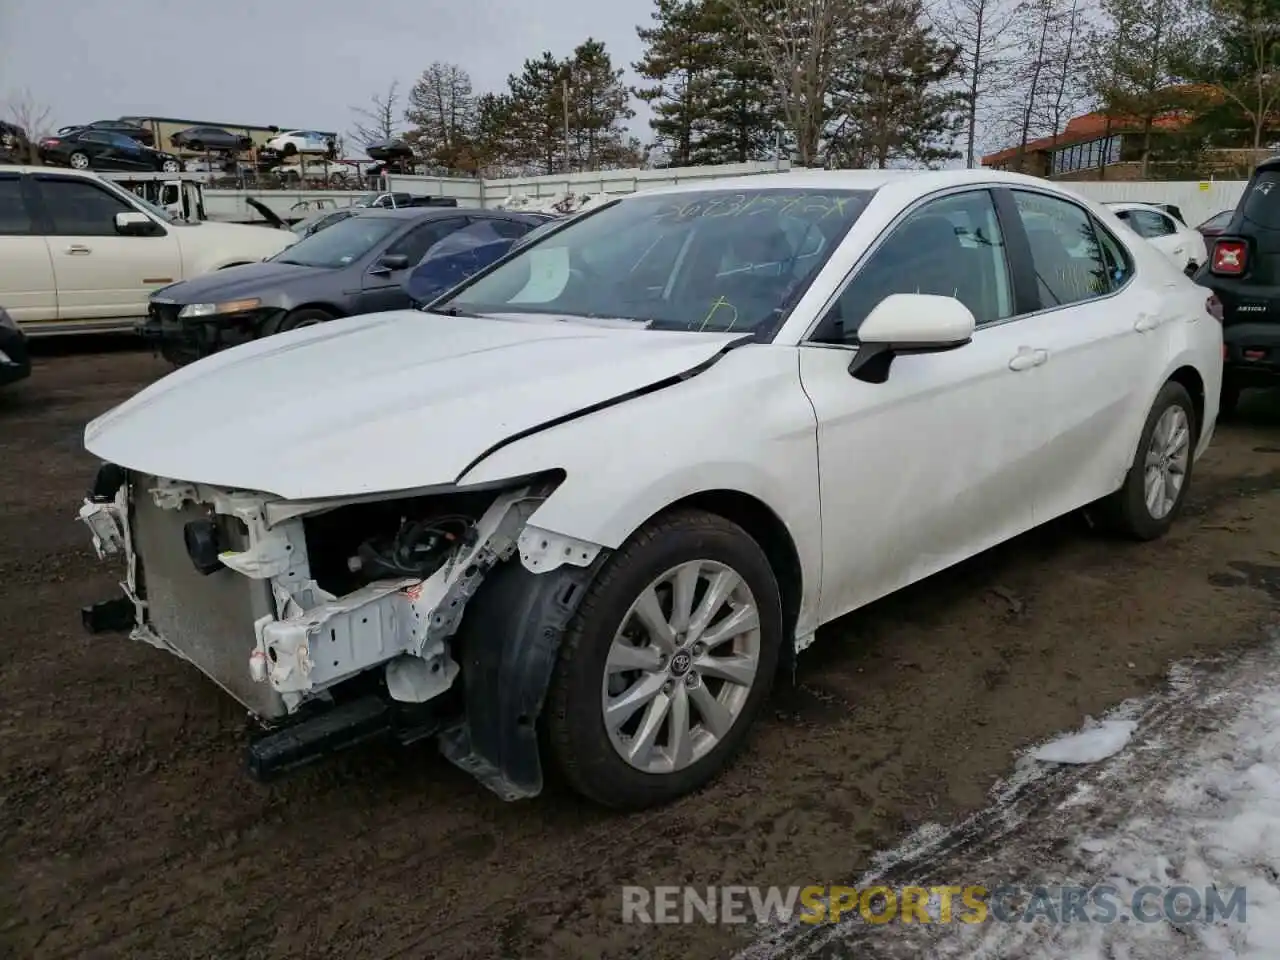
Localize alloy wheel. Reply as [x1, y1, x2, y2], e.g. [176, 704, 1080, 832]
[601, 559, 761, 774]
[1144, 405, 1191, 520]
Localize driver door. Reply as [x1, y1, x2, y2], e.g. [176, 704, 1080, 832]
[355, 216, 469, 313]
[798, 188, 1046, 623]
[32, 174, 181, 321]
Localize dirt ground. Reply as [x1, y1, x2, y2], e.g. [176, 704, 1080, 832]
[2, 341, 1279, 960]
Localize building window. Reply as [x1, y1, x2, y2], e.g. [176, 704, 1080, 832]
[1049, 135, 1122, 175]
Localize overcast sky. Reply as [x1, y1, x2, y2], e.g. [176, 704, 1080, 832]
[0, 0, 655, 147]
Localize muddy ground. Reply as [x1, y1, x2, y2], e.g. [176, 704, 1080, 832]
[2, 341, 1279, 960]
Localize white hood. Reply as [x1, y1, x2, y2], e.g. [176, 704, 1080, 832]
[85, 311, 742, 500]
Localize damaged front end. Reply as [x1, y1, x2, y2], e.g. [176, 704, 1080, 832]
[77, 465, 606, 799]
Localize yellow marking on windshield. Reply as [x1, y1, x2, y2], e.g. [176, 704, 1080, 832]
[698, 296, 739, 332]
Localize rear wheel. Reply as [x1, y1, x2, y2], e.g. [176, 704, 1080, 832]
[160, 159, 180, 173]
[69, 151, 90, 170]
[545, 510, 783, 809]
[1096, 380, 1197, 540]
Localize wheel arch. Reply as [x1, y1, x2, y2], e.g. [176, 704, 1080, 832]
[653, 489, 804, 677]
[284, 303, 346, 321]
[1166, 363, 1205, 437]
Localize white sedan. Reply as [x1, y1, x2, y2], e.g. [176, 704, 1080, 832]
[76, 169, 1222, 809]
[1105, 201, 1209, 274]
[264, 130, 333, 155]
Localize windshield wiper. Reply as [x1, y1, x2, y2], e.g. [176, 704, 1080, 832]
[427, 305, 481, 317]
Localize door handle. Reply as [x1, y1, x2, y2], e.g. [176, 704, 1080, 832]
[1008, 347, 1047, 371]
[65, 244, 91, 255]
[1135, 313, 1160, 332]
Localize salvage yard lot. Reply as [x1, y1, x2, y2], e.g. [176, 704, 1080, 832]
[2, 343, 1280, 960]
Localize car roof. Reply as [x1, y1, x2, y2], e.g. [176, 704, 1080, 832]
[625, 167, 1100, 201]
[350, 206, 489, 220]
[1104, 201, 1174, 214]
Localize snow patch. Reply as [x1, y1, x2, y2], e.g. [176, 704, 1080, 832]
[1031, 718, 1138, 765]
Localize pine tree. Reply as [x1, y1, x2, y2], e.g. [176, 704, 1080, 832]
[566, 39, 638, 169]
[827, 0, 965, 168]
[504, 52, 572, 175]
[701, 0, 781, 162]
[633, 0, 724, 165]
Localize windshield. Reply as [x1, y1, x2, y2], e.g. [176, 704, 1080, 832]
[437, 187, 873, 335]
[1241, 171, 1280, 229]
[272, 215, 401, 268]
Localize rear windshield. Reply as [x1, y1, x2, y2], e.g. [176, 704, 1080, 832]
[1241, 171, 1280, 229]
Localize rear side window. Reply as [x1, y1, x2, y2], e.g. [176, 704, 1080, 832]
[0, 177, 33, 234]
[1092, 219, 1134, 290]
[1011, 191, 1110, 307]
[1241, 171, 1280, 228]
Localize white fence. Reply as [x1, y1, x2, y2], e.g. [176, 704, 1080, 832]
[1029, 180, 1248, 228]
[386, 160, 791, 209]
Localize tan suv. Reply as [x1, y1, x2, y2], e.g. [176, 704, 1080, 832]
[0, 166, 296, 335]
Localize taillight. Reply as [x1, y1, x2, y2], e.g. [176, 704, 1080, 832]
[1211, 239, 1247, 275]
[40, 138, 59, 147]
[1206, 295, 1224, 321]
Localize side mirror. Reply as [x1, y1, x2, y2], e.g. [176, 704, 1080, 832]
[371, 253, 410, 274]
[115, 211, 154, 236]
[848, 293, 975, 383]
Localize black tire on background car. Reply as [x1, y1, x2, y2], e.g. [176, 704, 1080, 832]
[545, 509, 783, 809]
[1096, 380, 1198, 541]
[69, 151, 90, 170]
[161, 159, 180, 173]
[264, 308, 335, 336]
[1218, 381, 1241, 419]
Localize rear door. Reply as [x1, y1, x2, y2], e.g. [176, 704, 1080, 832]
[31, 174, 181, 322]
[0, 173, 57, 325]
[999, 188, 1157, 519]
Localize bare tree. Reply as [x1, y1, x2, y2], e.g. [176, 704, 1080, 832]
[1040, 0, 1088, 148]
[349, 80, 402, 147]
[725, 0, 855, 166]
[4, 88, 54, 163]
[927, 0, 1019, 166]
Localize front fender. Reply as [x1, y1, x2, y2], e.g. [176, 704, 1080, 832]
[455, 345, 824, 639]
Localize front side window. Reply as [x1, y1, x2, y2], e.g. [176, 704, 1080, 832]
[272, 215, 403, 268]
[823, 189, 1013, 339]
[438, 187, 874, 336]
[385, 217, 468, 264]
[36, 178, 135, 236]
[0, 177, 33, 235]
[1012, 191, 1111, 307]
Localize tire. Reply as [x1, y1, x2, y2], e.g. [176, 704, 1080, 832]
[281, 142, 298, 156]
[188, 141, 203, 153]
[545, 509, 783, 809]
[69, 151, 90, 170]
[1096, 380, 1197, 541]
[264, 308, 334, 336]
[160, 159, 180, 173]
[1218, 381, 1241, 420]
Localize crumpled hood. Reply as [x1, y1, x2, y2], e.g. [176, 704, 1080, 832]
[85, 311, 744, 500]
[154, 260, 319, 304]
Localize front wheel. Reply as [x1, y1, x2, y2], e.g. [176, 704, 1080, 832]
[263, 307, 334, 337]
[160, 159, 180, 173]
[545, 509, 783, 809]
[1096, 380, 1197, 540]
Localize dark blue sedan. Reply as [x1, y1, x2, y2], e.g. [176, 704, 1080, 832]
[141, 207, 550, 365]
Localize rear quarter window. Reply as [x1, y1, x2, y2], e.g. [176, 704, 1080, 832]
[1241, 172, 1280, 229]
